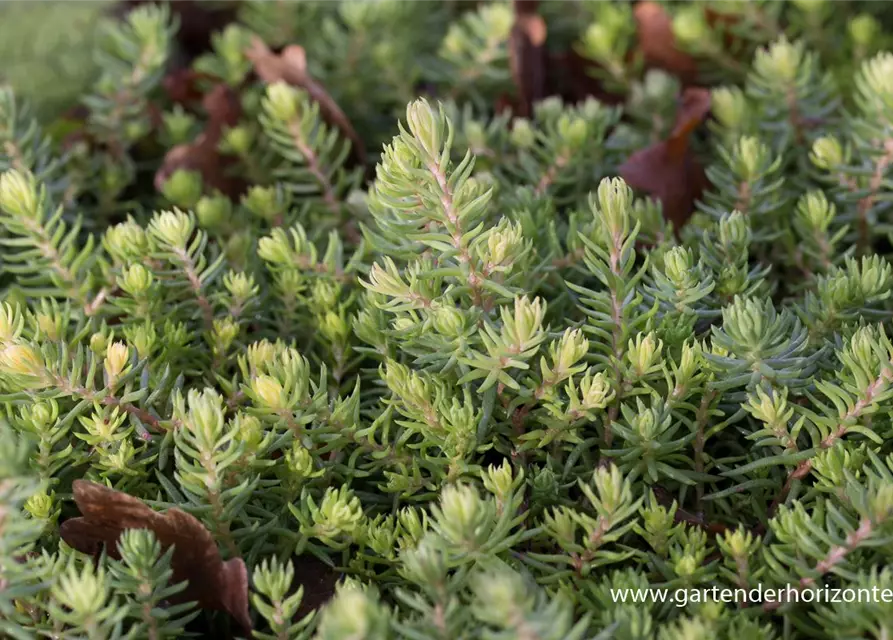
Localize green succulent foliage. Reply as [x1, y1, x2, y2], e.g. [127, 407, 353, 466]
[4, 1, 893, 639]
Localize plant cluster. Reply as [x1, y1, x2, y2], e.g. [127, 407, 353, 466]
[2, 1, 893, 639]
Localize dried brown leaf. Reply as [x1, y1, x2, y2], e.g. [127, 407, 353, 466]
[60, 480, 251, 632]
[293, 554, 342, 619]
[548, 50, 625, 106]
[514, 0, 543, 19]
[163, 69, 217, 106]
[509, 0, 547, 118]
[667, 87, 712, 152]
[155, 83, 244, 197]
[619, 87, 711, 228]
[634, 1, 698, 82]
[245, 37, 366, 163]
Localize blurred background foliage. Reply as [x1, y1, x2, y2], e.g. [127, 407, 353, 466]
[0, 0, 488, 122]
[0, 0, 893, 126]
[4, 0, 893, 127]
[0, 1, 114, 120]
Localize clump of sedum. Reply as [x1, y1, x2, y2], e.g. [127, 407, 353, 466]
[2, 1, 893, 639]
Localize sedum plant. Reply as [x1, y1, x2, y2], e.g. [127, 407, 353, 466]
[3, 1, 893, 639]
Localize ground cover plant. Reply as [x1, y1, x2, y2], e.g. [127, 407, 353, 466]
[3, 0, 893, 638]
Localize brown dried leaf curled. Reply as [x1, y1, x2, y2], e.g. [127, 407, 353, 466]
[163, 69, 217, 107]
[293, 554, 342, 619]
[634, 1, 698, 82]
[619, 87, 711, 228]
[60, 480, 252, 632]
[155, 83, 244, 197]
[245, 37, 366, 163]
[509, 0, 547, 118]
